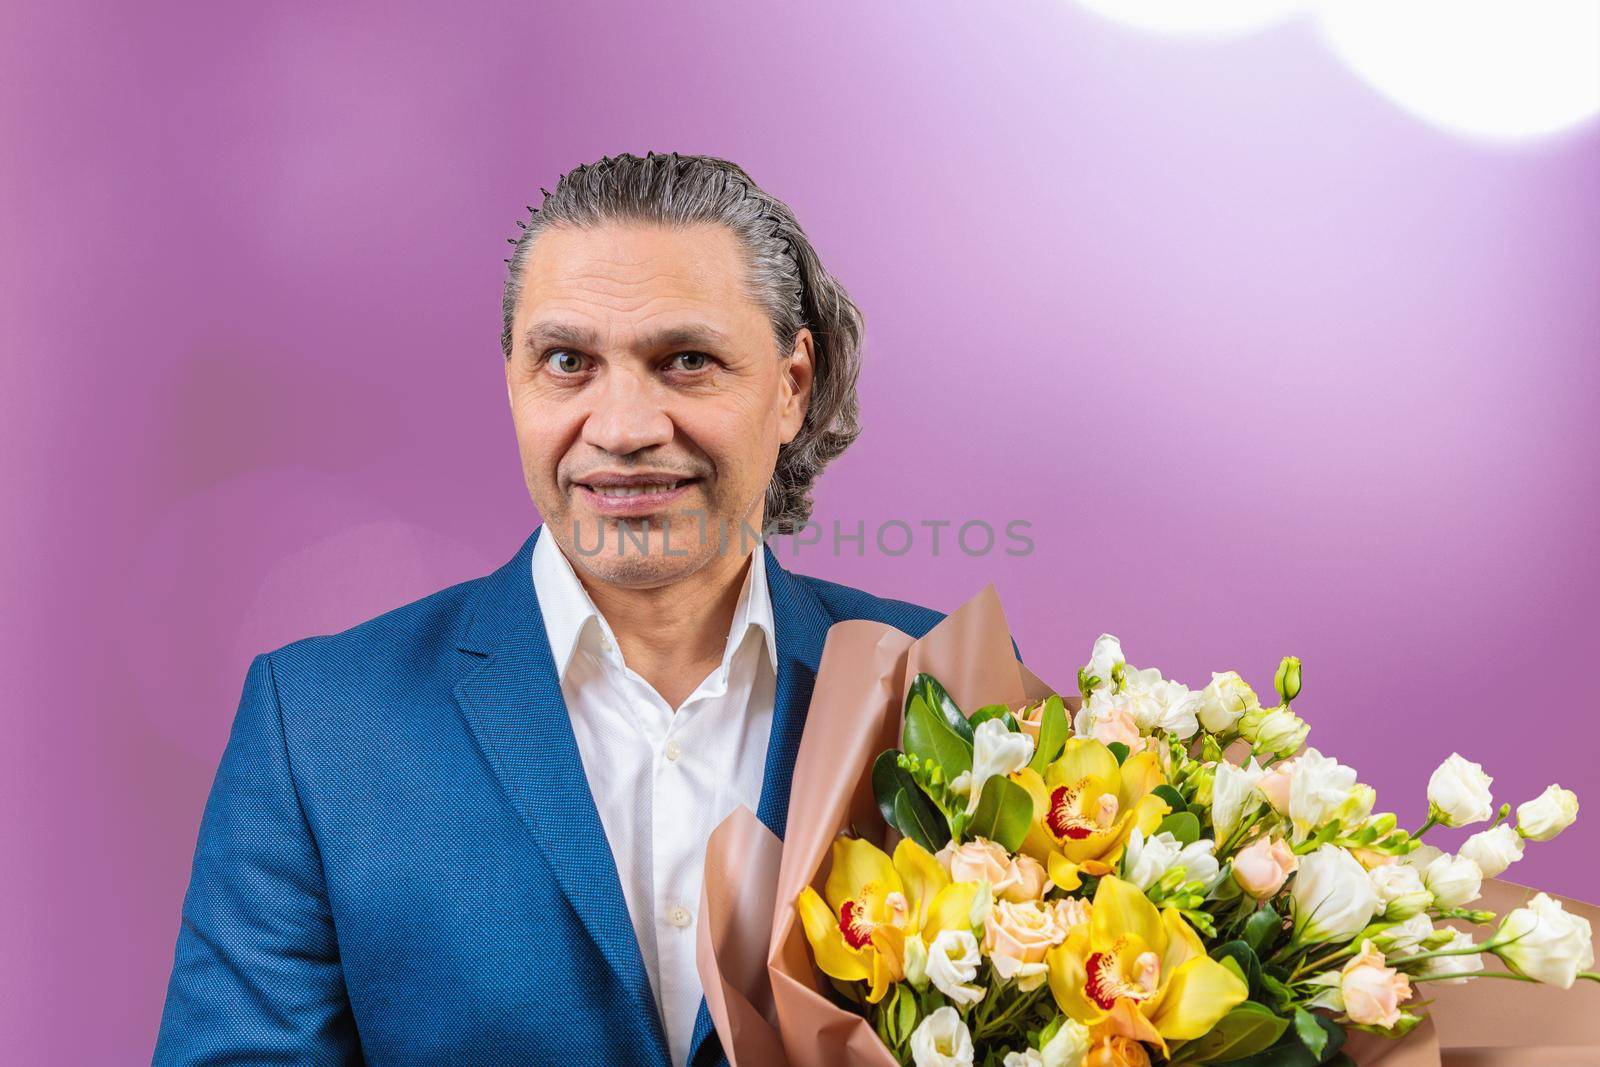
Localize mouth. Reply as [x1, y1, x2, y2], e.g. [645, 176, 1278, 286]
[572, 475, 701, 517]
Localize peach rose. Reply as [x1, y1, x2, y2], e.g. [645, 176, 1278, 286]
[1339, 940, 1412, 1028]
[981, 899, 1079, 990]
[1232, 835, 1298, 900]
[1257, 764, 1293, 814]
[939, 839, 1049, 903]
[1088, 705, 1145, 753]
[1085, 1036, 1152, 1067]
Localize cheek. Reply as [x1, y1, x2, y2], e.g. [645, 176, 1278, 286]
[510, 394, 578, 480]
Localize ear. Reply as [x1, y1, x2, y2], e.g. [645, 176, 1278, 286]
[777, 328, 815, 445]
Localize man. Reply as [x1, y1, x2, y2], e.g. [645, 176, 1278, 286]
[153, 152, 949, 1066]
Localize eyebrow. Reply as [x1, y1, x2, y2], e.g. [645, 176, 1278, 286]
[520, 321, 732, 355]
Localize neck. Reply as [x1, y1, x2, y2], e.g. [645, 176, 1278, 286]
[579, 543, 757, 711]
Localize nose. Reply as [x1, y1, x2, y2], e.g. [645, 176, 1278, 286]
[579, 364, 674, 456]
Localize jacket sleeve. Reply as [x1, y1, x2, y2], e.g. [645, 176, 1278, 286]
[152, 652, 362, 1065]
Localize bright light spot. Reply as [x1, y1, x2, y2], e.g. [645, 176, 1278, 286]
[1317, 0, 1600, 141]
[1074, 0, 1307, 38]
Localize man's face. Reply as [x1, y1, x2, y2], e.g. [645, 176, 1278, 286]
[507, 222, 813, 588]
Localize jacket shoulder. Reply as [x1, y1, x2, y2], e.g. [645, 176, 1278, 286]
[260, 572, 486, 696]
[792, 571, 947, 639]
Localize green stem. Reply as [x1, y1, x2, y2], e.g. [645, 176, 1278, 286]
[1388, 943, 1494, 967]
[1411, 812, 1441, 839]
[1410, 970, 1537, 984]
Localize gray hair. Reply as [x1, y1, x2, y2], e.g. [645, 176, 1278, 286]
[500, 151, 864, 535]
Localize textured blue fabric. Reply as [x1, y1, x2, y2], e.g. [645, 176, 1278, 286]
[153, 526, 955, 1066]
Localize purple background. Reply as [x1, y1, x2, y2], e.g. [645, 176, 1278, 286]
[6, 1, 1597, 1059]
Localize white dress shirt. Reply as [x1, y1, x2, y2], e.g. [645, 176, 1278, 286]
[530, 527, 777, 1066]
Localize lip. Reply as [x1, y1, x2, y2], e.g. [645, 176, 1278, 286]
[572, 474, 701, 517]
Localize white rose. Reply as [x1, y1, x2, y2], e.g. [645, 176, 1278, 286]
[911, 1006, 975, 1067]
[1459, 825, 1525, 878]
[1517, 785, 1579, 842]
[1291, 844, 1381, 942]
[1493, 893, 1596, 988]
[1421, 853, 1483, 910]
[926, 929, 986, 1005]
[1197, 671, 1259, 734]
[1369, 862, 1432, 919]
[1085, 634, 1124, 690]
[1421, 928, 1482, 986]
[1213, 758, 1266, 841]
[1288, 748, 1360, 840]
[960, 718, 1035, 816]
[1427, 754, 1494, 828]
[1122, 827, 1220, 891]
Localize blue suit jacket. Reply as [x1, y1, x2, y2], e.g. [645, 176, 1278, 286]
[153, 525, 954, 1066]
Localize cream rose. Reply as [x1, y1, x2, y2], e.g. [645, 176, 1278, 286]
[1232, 834, 1298, 900]
[1338, 940, 1412, 1028]
[983, 899, 1077, 991]
[938, 838, 1049, 904]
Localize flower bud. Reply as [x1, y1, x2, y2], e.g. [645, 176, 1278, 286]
[1516, 785, 1579, 842]
[1426, 754, 1494, 828]
[1275, 656, 1302, 704]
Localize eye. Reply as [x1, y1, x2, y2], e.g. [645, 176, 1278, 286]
[668, 351, 713, 372]
[545, 349, 588, 375]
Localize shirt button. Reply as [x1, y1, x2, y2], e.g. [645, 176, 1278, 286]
[667, 904, 692, 928]
[665, 740, 683, 762]
[598, 634, 613, 652]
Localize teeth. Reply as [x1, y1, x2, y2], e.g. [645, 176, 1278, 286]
[591, 481, 681, 497]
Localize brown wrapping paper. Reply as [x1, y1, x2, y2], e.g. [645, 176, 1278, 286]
[696, 586, 1600, 1066]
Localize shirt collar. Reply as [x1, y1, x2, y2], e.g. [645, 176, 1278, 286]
[530, 524, 778, 681]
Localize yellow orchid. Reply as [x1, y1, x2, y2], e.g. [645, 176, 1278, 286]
[795, 835, 981, 1003]
[1014, 738, 1169, 891]
[1046, 875, 1248, 1053]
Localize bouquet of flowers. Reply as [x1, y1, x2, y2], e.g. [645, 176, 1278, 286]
[793, 636, 1594, 1067]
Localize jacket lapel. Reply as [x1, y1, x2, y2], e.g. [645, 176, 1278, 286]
[452, 525, 670, 1064]
[686, 541, 832, 1067]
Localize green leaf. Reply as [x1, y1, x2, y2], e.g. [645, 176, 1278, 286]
[895, 787, 951, 853]
[1212, 1012, 1345, 1067]
[1293, 1009, 1327, 1061]
[909, 673, 973, 743]
[1027, 695, 1070, 774]
[1173, 1001, 1288, 1064]
[872, 749, 911, 828]
[895, 985, 918, 1048]
[1210, 940, 1266, 999]
[1157, 811, 1202, 846]
[969, 703, 1019, 732]
[1243, 907, 1282, 957]
[903, 682, 974, 779]
[1107, 741, 1130, 765]
[1153, 783, 1189, 812]
[966, 775, 1034, 852]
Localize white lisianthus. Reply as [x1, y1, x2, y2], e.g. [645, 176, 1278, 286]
[910, 1006, 975, 1067]
[1427, 754, 1494, 828]
[1249, 706, 1309, 758]
[1197, 671, 1259, 734]
[1517, 785, 1579, 842]
[1291, 844, 1381, 943]
[1288, 748, 1360, 840]
[1459, 824, 1525, 878]
[1085, 634, 1124, 690]
[1038, 1019, 1091, 1067]
[1374, 913, 1435, 954]
[1122, 827, 1220, 891]
[1421, 928, 1483, 986]
[1121, 665, 1203, 739]
[957, 718, 1035, 816]
[1213, 758, 1266, 841]
[1493, 893, 1596, 988]
[1368, 862, 1432, 920]
[926, 929, 986, 1005]
[1420, 853, 1483, 910]
[1002, 1052, 1042, 1067]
